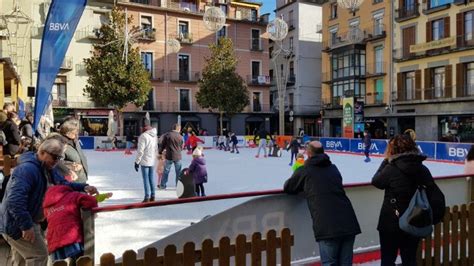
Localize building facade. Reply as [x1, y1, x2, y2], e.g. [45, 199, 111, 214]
[269, 0, 323, 136]
[393, 0, 474, 142]
[321, 0, 392, 139]
[118, 0, 271, 136]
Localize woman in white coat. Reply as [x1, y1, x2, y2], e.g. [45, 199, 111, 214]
[135, 123, 157, 202]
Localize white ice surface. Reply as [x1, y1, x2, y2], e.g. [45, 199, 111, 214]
[87, 148, 463, 260]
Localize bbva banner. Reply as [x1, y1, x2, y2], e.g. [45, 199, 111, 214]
[34, 0, 87, 130]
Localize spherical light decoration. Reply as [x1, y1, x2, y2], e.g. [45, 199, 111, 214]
[267, 18, 288, 41]
[337, 0, 364, 13]
[347, 26, 364, 44]
[167, 38, 181, 53]
[203, 7, 226, 32]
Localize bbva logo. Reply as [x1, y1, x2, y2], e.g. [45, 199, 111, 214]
[325, 141, 343, 149]
[358, 143, 379, 151]
[49, 23, 70, 31]
[448, 147, 469, 158]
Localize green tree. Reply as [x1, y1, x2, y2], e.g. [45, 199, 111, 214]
[196, 37, 250, 135]
[84, 7, 151, 110]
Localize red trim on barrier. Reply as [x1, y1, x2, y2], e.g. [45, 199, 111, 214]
[92, 174, 472, 213]
[308, 249, 381, 266]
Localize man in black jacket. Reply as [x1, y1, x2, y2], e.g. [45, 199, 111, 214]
[158, 123, 184, 189]
[284, 141, 361, 265]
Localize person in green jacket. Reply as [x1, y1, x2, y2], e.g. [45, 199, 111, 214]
[292, 153, 305, 172]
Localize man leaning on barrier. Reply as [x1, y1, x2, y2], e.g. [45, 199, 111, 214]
[0, 138, 98, 266]
[284, 141, 361, 266]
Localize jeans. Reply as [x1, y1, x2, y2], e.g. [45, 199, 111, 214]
[379, 230, 420, 266]
[256, 139, 267, 156]
[161, 160, 182, 188]
[141, 166, 155, 199]
[318, 235, 355, 266]
[126, 141, 132, 150]
[289, 152, 297, 164]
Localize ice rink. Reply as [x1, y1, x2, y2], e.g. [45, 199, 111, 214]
[88, 148, 464, 259]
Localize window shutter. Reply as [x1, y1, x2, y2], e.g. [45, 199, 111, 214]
[426, 21, 432, 42]
[424, 68, 432, 99]
[444, 17, 450, 38]
[445, 65, 452, 98]
[399, 0, 404, 9]
[457, 13, 464, 47]
[397, 73, 404, 101]
[415, 70, 422, 100]
[456, 63, 465, 97]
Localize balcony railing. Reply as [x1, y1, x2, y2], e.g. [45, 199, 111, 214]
[246, 75, 271, 85]
[167, 0, 198, 13]
[287, 74, 296, 85]
[138, 28, 156, 41]
[322, 96, 342, 109]
[422, 2, 451, 14]
[365, 23, 386, 40]
[169, 70, 201, 82]
[424, 87, 451, 100]
[250, 38, 263, 51]
[75, 26, 101, 40]
[246, 104, 271, 113]
[366, 62, 386, 77]
[395, 3, 420, 22]
[365, 91, 384, 105]
[171, 32, 193, 44]
[52, 99, 97, 108]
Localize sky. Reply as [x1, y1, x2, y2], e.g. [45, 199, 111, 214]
[260, 0, 276, 19]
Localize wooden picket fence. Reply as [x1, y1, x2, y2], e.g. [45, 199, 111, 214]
[417, 203, 474, 265]
[52, 228, 294, 266]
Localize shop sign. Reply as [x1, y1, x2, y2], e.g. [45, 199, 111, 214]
[82, 109, 112, 116]
[342, 97, 354, 138]
[409, 36, 455, 53]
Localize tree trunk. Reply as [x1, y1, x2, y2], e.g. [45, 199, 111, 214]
[220, 111, 224, 136]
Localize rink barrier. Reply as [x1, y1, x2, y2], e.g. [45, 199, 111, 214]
[320, 137, 473, 162]
[57, 228, 294, 266]
[82, 174, 474, 264]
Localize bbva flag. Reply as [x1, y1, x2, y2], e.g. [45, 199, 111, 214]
[33, 0, 87, 130]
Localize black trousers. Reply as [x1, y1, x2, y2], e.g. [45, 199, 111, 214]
[195, 183, 205, 196]
[379, 230, 420, 266]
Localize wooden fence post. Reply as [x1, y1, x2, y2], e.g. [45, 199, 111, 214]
[251, 232, 262, 266]
[82, 210, 95, 263]
[201, 239, 214, 266]
[100, 253, 115, 266]
[443, 207, 451, 266]
[183, 242, 196, 266]
[281, 228, 291, 266]
[469, 204, 474, 266]
[164, 244, 178, 266]
[144, 247, 158, 266]
[218, 237, 231, 266]
[235, 234, 247, 266]
[266, 230, 277, 266]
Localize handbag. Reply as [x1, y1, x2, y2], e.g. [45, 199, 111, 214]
[398, 186, 433, 237]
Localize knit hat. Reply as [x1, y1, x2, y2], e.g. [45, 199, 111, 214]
[192, 146, 203, 156]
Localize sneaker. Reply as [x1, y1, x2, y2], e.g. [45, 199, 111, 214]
[289, 163, 293, 166]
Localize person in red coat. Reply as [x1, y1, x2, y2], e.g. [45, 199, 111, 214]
[43, 185, 98, 262]
[185, 131, 204, 153]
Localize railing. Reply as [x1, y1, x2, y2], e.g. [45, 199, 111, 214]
[169, 70, 201, 82]
[422, 1, 451, 14]
[250, 38, 262, 51]
[75, 25, 101, 40]
[365, 91, 384, 105]
[416, 203, 474, 265]
[170, 32, 193, 44]
[424, 87, 451, 100]
[287, 74, 296, 85]
[395, 3, 420, 21]
[322, 96, 342, 108]
[288, 19, 294, 30]
[167, 0, 198, 13]
[246, 104, 271, 113]
[246, 75, 271, 85]
[53, 229, 293, 266]
[365, 23, 386, 40]
[456, 84, 474, 98]
[366, 62, 386, 77]
[138, 28, 156, 41]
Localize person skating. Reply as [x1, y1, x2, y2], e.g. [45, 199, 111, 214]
[187, 147, 208, 197]
[134, 121, 157, 202]
[185, 131, 204, 152]
[291, 153, 305, 172]
[254, 126, 272, 158]
[287, 137, 301, 166]
[363, 130, 372, 162]
[158, 124, 184, 189]
[124, 128, 134, 155]
[230, 132, 239, 154]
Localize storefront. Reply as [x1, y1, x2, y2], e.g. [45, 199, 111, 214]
[439, 115, 474, 143]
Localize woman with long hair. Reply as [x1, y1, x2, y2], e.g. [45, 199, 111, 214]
[372, 134, 435, 266]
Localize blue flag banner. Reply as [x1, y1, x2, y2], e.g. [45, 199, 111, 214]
[33, 0, 87, 130]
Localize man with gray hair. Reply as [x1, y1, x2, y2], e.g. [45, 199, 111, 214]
[59, 116, 89, 183]
[284, 141, 361, 265]
[0, 138, 98, 266]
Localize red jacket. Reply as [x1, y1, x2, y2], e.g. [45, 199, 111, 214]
[43, 185, 97, 253]
[185, 135, 204, 148]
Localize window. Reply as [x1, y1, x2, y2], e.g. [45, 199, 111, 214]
[373, 0, 383, 3]
[330, 48, 366, 79]
[252, 92, 262, 112]
[179, 21, 189, 35]
[179, 89, 190, 111]
[404, 71, 415, 100]
[289, 61, 294, 79]
[288, 10, 294, 27]
[178, 54, 189, 81]
[220, 4, 228, 15]
[288, 93, 294, 109]
[251, 9, 258, 21]
[467, 63, 474, 96]
[251, 61, 261, 80]
[269, 69, 274, 82]
[373, 16, 384, 36]
[429, 0, 453, 9]
[289, 37, 294, 50]
[251, 29, 260, 50]
[143, 90, 154, 110]
[216, 26, 227, 43]
[330, 30, 338, 45]
[330, 3, 337, 19]
[141, 15, 152, 32]
[432, 19, 444, 41]
[374, 46, 383, 73]
[52, 83, 67, 105]
[141, 52, 153, 77]
[466, 11, 474, 42]
[402, 26, 416, 57]
[433, 67, 445, 98]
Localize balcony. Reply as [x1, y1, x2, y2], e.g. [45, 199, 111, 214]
[138, 28, 156, 41]
[393, 48, 425, 62]
[456, 84, 474, 98]
[287, 74, 295, 85]
[250, 38, 263, 51]
[422, 2, 451, 15]
[169, 70, 201, 82]
[366, 62, 386, 78]
[246, 75, 271, 86]
[424, 87, 452, 100]
[364, 23, 386, 42]
[365, 91, 384, 105]
[322, 96, 342, 109]
[288, 19, 295, 31]
[395, 3, 420, 22]
[52, 99, 97, 108]
[167, 0, 198, 13]
[246, 104, 271, 113]
[171, 32, 193, 44]
[75, 26, 101, 40]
